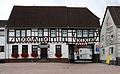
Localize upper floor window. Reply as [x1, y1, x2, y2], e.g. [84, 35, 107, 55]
[83, 30, 88, 37]
[62, 30, 67, 37]
[0, 46, 4, 52]
[0, 30, 4, 36]
[9, 29, 15, 36]
[21, 30, 26, 37]
[89, 30, 94, 37]
[51, 30, 56, 37]
[77, 30, 82, 37]
[16, 30, 20, 37]
[27, 30, 31, 36]
[38, 29, 43, 37]
[32, 29, 38, 36]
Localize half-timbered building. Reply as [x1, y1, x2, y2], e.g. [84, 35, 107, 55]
[6, 6, 100, 63]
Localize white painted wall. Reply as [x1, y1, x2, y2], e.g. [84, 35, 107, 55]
[0, 27, 5, 59]
[100, 9, 117, 61]
[7, 42, 68, 59]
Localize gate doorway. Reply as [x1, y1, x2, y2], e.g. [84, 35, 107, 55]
[41, 48, 47, 59]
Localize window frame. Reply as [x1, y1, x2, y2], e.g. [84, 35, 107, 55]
[50, 29, 56, 38]
[83, 30, 88, 37]
[0, 30, 4, 36]
[32, 45, 38, 53]
[55, 45, 62, 54]
[76, 30, 82, 37]
[0, 46, 4, 52]
[22, 45, 28, 53]
[62, 30, 68, 37]
[12, 45, 18, 53]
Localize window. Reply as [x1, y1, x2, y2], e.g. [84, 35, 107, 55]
[32, 29, 38, 36]
[89, 30, 94, 37]
[22, 45, 28, 53]
[109, 47, 113, 54]
[102, 49, 105, 55]
[0, 46, 4, 52]
[21, 30, 26, 37]
[51, 30, 56, 37]
[32, 45, 38, 53]
[16, 30, 20, 37]
[12, 45, 18, 53]
[77, 30, 82, 37]
[83, 30, 88, 37]
[0, 30, 4, 36]
[62, 30, 67, 37]
[27, 30, 31, 36]
[38, 29, 43, 37]
[56, 45, 61, 54]
[9, 30, 15, 36]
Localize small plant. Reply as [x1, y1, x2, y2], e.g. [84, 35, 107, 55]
[31, 52, 38, 58]
[11, 53, 19, 58]
[21, 53, 29, 58]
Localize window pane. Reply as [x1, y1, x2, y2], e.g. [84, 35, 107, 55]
[16, 30, 20, 37]
[77, 30, 82, 37]
[62, 30, 67, 37]
[89, 30, 94, 37]
[32, 45, 38, 52]
[22, 45, 28, 53]
[21, 30, 26, 36]
[38, 29, 43, 37]
[51, 30, 56, 37]
[27, 30, 31, 36]
[9, 31, 14, 36]
[56, 45, 61, 53]
[0, 30, 4, 36]
[83, 30, 88, 37]
[0, 46, 4, 52]
[12, 45, 18, 53]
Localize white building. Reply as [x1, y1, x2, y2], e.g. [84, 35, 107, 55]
[0, 20, 6, 62]
[4, 6, 100, 63]
[100, 6, 120, 65]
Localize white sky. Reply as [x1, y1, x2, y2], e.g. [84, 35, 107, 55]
[0, 0, 120, 24]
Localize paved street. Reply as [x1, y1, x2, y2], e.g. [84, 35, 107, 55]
[0, 63, 120, 74]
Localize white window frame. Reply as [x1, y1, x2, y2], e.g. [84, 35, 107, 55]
[77, 30, 82, 37]
[62, 30, 67, 37]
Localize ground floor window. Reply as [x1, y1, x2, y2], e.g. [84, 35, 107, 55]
[55, 45, 62, 58]
[12, 45, 18, 53]
[32, 45, 38, 53]
[0, 46, 4, 52]
[31, 45, 38, 58]
[22, 45, 28, 53]
[11, 45, 19, 58]
[21, 45, 29, 58]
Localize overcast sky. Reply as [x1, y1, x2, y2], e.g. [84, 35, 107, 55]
[0, 0, 120, 24]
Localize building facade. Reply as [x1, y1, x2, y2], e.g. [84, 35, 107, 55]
[5, 6, 100, 63]
[0, 20, 6, 62]
[100, 6, 120, 65]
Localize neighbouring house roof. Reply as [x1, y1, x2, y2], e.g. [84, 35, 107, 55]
[0, 20, 7, 27]
[7, 6, 100, 29]
[108, 6, 120, 27]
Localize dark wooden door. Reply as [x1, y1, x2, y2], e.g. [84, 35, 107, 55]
[41, 48, 47, 59]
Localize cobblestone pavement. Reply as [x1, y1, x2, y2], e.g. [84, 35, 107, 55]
[0, 63, 120, 74]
